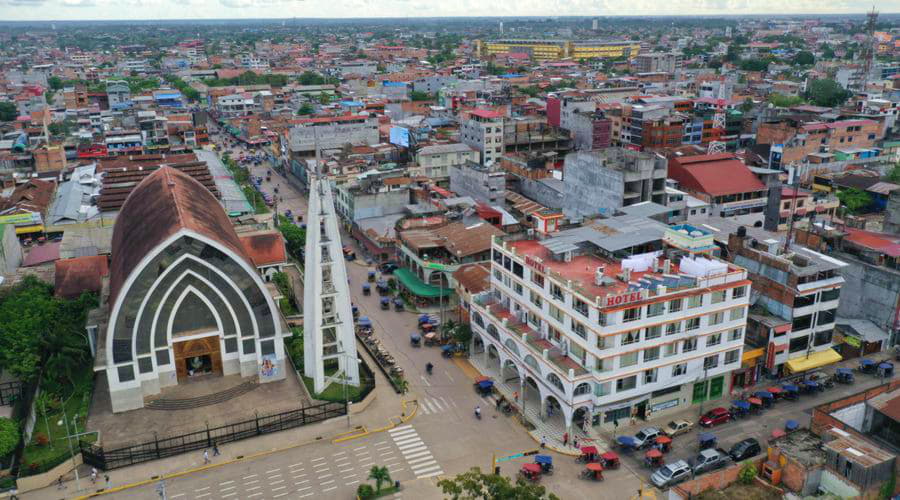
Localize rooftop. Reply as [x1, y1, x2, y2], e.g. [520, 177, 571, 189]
[668, 153, 766, 197]
[771, 429, 826, 468]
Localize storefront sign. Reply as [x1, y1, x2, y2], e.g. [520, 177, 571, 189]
[651, 398, 680, 413]
[424, 261, 447, 271]
[844, 336, 861, 348]
[604, 290, 645, 308]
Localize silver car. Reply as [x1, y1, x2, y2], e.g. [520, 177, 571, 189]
[651, 460, 692, 489]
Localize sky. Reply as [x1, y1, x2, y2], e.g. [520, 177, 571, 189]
[0, 0, 897, 22]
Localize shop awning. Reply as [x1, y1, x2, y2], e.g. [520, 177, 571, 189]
[785, 348, 843, 373]
[742, 347, 765, 363]
[394, 268, 453, 298]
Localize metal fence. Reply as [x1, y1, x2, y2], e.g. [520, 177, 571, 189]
[0, 381, 23, 407]
[79, 401, 346, 471]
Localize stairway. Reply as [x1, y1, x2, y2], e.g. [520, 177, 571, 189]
[145, 380, 259, 410]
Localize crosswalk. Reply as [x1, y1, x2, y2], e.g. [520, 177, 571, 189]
[388, 425, 443, 479]
[418, 395, 494, 415]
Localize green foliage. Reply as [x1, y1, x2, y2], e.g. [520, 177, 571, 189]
[368, 465, 391, 493]
[357, 484, 375, 499]
[203, 71, 288, 88]
[452, 323, 473, 346]
[792, 51, 815, 66]
[410, 91, 432, 102]
[297, 71, 337, 86]
[437, 467, 560, 500]
[837, 188, 872, 214]
[887, 165, 900, 183]
[768, 93, 805, 108]
[725, 44, 740, 63]
[277, 215, 306, 261]
[163, 74, 200, 102]
[739, 98, 754, 112]
[124, 76, 160, 94]
[0, 276, 97, 382]
[879, 471, 896, 500]
[806, 79, 850, 108]
[48, 76, 64, 90]
[297, 103, 314, 115]
[519, 86, 541, 98]
[738, 58, 771, 72]
[286, 327, 303, 371]
[0, 102, 18, 122]
[0, 418, 19, 458]
[272, 272, 293, 302]
[738, 461, 758, 484]
[821, 44, 836, 60]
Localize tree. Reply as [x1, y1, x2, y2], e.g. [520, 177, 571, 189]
[806, 79, 850, 108]
[297, 103, 314, 115]
[318, 93, 331, 105]
[887, 164, 900, 183]
[738, 461, 758, 484]
[0, 102, 17, 122]
[368, 465, 391, 493]
[356, 484, 375, 499]
[410, 91, 432, 102]
[821, 44, 836, 60]
[738, 58, 771, 72]
[837, 188, 872, 214]
[437, 467, 560, 500]
[452, 323, 473, 346]
[725, 43, 740, 63]
[277, 215, 306, 260]
[0, 417, 19, 457]
[792, 51, 815, 66]
[48, 76, 64, 90]
[740, 98, 754, 112]
[768, 93, 805, 108]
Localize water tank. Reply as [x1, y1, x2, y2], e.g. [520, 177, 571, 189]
[737, 226, 747, 238]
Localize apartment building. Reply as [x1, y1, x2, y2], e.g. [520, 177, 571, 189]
[668, 153, 768, 224]
[757, 118, 881, 167]
[413, 143, 480, 184]
[476, 39, 640, 61]
[106, 80, 131, 110]
[460, 109, 505, 166]
[634, 52, 683, 74]
[288, 114, 379, 161]
[728, 231, 845, 378]
[449, 161, 506, 205]
[468, 222, 749, 433]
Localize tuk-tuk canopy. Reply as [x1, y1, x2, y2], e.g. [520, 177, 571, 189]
[861, 358, 876, 366]
[441, 345, 455, 353]
[394, 298, 403, 305]
[747, 397, 763, 405]
[586, 463, 604, 472]
[879, 362, 894, 370]
[362, 283, 371, 290]
[477, 380, 494, 390]
[645, 448, 663, 458]
[381, 297, 390, 304]
[771, 429, 786, 439]
[802, 380, 819, 388]
[837, 368, 853, 375]
[601, 451, 619, 461]
[755, 390, 774, 399]
[698, 433, 715, 443]
[534, 455, 552, 465]
[410, 333, 421, 341]
[522, 463, 541, 473]
[656, 436, 672, 444]
[767, 386, 782, 394]
[357, 317, 372, 327]
[782, 384, 799, 392]
[785, 419, 799, 431]
[732, 400, 751, 410]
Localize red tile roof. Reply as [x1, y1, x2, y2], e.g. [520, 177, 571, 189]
[469, 109, 503, 119]
[54, 256, 109, 299]
[844, 228, 900, 257]
[239, 231, 287, 267]
[22, 241, 61, 267]
[668, 154, 766, 197]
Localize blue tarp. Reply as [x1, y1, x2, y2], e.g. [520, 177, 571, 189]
[732, 401, 751, 410]
[782, 384, 799, 392]
[755, 391, 774, 399]
[535, 455, 552, 465]
[785, 420, 799, 430]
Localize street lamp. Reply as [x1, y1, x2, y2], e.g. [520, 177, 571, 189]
[336, 342, 362, 428]
[57, 409, 81, 492]
[698, 364, 711, 419]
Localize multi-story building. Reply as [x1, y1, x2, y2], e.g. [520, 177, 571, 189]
[668, 153, 768, 224]
[468, 221, 749, 433]
[449, 161, 506, 205]
[288, 114, 380, 165]
[413, 143, 480, 184]
[634, 52, 683, 74]
[476, 39, 640, 61]
[106, 80, 131, 110]
[728, 231, 845, 379]
[757, 118, 882, 167]
[460, 109, 505, 166]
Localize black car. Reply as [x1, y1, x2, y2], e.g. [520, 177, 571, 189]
[379, 262, 398, 274]
[729, 438, 761, 462]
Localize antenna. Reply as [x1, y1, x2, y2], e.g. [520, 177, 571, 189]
[858, 6, 879, 92]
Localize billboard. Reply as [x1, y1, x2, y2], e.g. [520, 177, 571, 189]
[389, 126, 410, 148]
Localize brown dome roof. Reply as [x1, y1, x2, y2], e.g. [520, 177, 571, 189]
[109, 166, 250, 305]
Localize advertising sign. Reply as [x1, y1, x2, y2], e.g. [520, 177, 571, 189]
[389, 126, 410, 148]
[603, 290, 646, 308]
[260, 354, 279, 380]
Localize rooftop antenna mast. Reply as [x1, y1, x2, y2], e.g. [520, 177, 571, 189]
[858, 6, 878, 93]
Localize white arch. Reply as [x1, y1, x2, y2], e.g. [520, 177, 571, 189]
[166, 286, 224, 341]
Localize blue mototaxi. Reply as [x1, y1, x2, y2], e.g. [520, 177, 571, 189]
[534, 455, 553, 475]
[380, 297, 390, 310]
[781, 384, 800, 400]
[442, 344, 456, 358]
[393, 298, 404, 311]
[362, 283, 371, 295]
[418, 314, 432, 325]
[410, 332, 421, 347]
[800, 380, 820, 394]
[698, 432, 717, 450]
[357, 316, 372, 333]
[835, 368, 855, 384]
[616, 436, 638, 451]
[376, 280, 389, 295]
[859, 358, 876, 374]
[785, 419, 799, 432]
[730, 400, 751, 417]
[475, 379, 494, 396]
[878, 362, 894, 378]
[754, 390, 775, 407]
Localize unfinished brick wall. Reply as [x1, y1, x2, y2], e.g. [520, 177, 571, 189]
[809, 380, 900, 437]
[671, 458, 767, 497]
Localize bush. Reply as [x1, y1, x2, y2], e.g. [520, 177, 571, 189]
[739, 461, 758, 484]
[34, 433, 49, 446]
[0, 418, 19, 457]
[357, 483, 375, 499]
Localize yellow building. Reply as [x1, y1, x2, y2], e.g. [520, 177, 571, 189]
[477, 39, 641, 61]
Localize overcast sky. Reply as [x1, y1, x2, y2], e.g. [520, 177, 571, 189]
[0, 0, 897, 22]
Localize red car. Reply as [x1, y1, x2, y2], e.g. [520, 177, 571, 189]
[699, 407, 731, 427]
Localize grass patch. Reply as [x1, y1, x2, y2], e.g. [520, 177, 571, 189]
[301, 375, 369, 403]
[242, 185, 270, 214]
[279, 297, 299, 316]
[21, 365, 96, 475]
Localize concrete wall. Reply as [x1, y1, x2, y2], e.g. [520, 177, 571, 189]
[16, 453, 83, 493]
[519, 177, 565, 210]
[352, 189, 409, 221]
[834, 254, 900, 339]
[561, 151, 624, 220]
[449, 164, 506, 205]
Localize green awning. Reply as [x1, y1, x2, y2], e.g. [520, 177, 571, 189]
[394, 268, 453, 298]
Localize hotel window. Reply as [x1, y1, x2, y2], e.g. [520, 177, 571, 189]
[549, 303, 564, 323]
[703, 354, 719, 369]
[706, 333, 722, 347]
[616, 374, 637, 392]
[513, 281, 523, 295]
[595, 381, 612, 396]
[672, 363, 687, 377]
[621, 330, 641, 346]
[686, 317, 701, 331]
[729, 307, 745, 321]
[666, 321, 682, 336]
[688, 295, 703, 309]
[647, 302, 665, 318]
[549, 326, 562, 343]
[728, 328, 743, 342]
[512, 261, 524, 278]
[820, 288, 840, 302]
[572, 320, 587, 339]
[598, 311, 608, 327]
[814, 329, 833, 346]
[664, 343, 678, 357]
[550, 283, 564, 301]
[789, 335, 809, 353]
[493, 269, 502, 281]
[644, 367, 658, 384]
[644, 346, 660, 362]
[708, 312, 724, 326]
[619, 351, 638, 368]
[794, 294, 815, 307]
[530, 290, 543, 308]
[623, 307, 641, 323]
[817, 308, 836, 325]
[725, 349, 740, 365]
[645, 325, 662, 340]
[597, 335, 611, 350]
[573, 297, 589, 317]
[732, 286, 746, 299]
[527, 311, 541, 328]
[711, 290, 726, 304]
[683, 337, 698, 352]
[531, 272, 545, 288]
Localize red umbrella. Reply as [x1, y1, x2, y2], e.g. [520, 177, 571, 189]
[581, 446, 599, 455]
[771, 429, 786, 439]
[767, 387, 783, 394]
[656, 436, 672, 444]
[748, 397, 763, 405]
[586, 463, 604, 472]
[645, 448, 663, 458]
[601, 451, 619, 461]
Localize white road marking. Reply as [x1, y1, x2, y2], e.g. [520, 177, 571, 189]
[397, 441, 425, 451]
[221, 486, 236, 492]
[293, 474, 307, 479]
[221, 481, 234, 486]
[248, 493, 263, 498]
[359, 461, 375, 467]
[332, 451, 346, 457]
[388, 467, 405, 473]
[384, 459, 402, 466]
[297, 485, 311, 491]
[273, 493, 289, 498]
[300, 493, 314, 497]
[221, 493, 237, 498]
[268, 474, 282, 479]
[380, 451, 395, 458]
[404, 449, 432, 460]
[343, 474, 357, 479]
[389, 424, 412, 433]
[420, 375, 431, 387]
[418, 470, 444, 479]
[353, 446, 367, 451]
[394, 437, 423, 447]
[346, 480, 360, 485]
[195, 487, 210, 492]
[318, 474, 332, 479]
[321, 480, 335, 485]
[444, 371, 454, 382]
[439, 396, 451, 409]
[340, 467, 354, 473]
[289, 462, 304, 468]
[389, 428, 417, 439]
[272, 486, 287, 491]
[323, 486, 338, 492]
[195, 494, 210, 499]
[242, 474, 257, 479]
[414, 464, 443, 476]
[374, 441, 388, 446]
[376, 444, 393, 451]
[266, 468, 280, 474]
[408, 456, 436, 466]
[311, 457, 326, 462]
[169, 495, 185, 499]
[270, 479, 284, 485]
[244, 480, 259, 485]
[246, 486, 261, 491]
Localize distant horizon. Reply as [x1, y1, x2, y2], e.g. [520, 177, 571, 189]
[1, 0, 898, 24]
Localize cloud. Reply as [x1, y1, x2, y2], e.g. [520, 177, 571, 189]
[2, 0, 46, 5]
[219, 0, 299, 7]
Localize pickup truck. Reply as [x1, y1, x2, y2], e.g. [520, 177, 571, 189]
[691, 448, 729, 475]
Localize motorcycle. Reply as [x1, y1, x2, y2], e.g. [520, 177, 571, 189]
[475, 407, 482, 420]
[426, 363, 433, 376]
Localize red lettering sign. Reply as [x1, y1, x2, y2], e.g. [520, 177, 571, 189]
[525, 255, 545, 274]
[604, 291, 644, 307]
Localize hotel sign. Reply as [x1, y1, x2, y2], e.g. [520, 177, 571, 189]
[524, 254, 545, 274]
[604, 290, 646, 308]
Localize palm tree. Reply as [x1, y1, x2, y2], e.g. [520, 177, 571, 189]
[368, 465, 391, 493]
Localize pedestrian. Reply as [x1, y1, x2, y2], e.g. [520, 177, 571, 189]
[104, 475, 110, 489]
[213, 443, 220, 456]
[573, 437, 579, 449]
[56, 476, 64, 490]
[563, 432, 569, 446]
[91, 468, 97, 484]
[540, 436, 546, 448]
[203, 449, 210, 464]
[513, 391, 519, 401]
[630, 414, 636, 426]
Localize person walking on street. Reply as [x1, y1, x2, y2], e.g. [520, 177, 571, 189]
[563, 432, 569, 446]
[56, 476, 64, 490]
[540, 436, 546, 448]
[203, 449, 210, 464]
[213, 443, 220, 456]
[105, 475, 110, 489]
[91, 468, 97, 484]
[573, 437, 579, 449]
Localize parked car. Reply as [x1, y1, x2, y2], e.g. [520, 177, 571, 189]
[662, 420, 694, 438]
[691, 448, 729, 475]
[379, 262, 398, 274]
[729, 438, 761, 462]
[650, 460, 692, 489]
[699, 407, 731, 428]
[632, 427, 662, 449]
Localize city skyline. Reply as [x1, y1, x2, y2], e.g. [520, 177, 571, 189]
[0, 0, 898, 22]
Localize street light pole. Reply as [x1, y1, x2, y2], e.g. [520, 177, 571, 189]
[58, 410, 81, 492]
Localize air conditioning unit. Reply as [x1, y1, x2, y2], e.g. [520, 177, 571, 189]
[563, 251, 573, 262]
